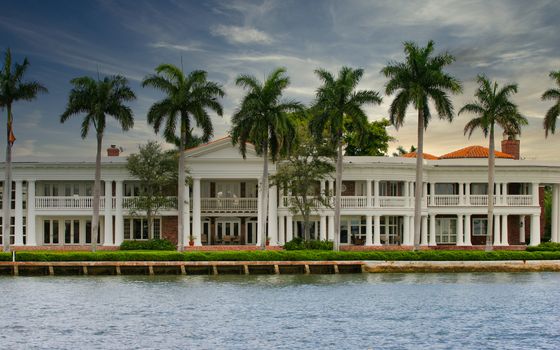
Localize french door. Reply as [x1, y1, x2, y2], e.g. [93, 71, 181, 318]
[246, 220, 258, 244]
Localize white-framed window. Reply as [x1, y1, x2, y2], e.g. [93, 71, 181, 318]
[123, 217, 161, 240]
[380, 215, 403, 245]
[0, 217, 15, 245]
[472, 218, 488, 236]
[43, 219, 60, 245]
[380, 181, 402, 197]
[471, 183, 488, 195]
[436, 217, 457, 244]
[435, 183, 458, 195]
[64, 219, 81, 244]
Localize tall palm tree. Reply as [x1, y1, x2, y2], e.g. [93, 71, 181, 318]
[61, 75, 135, 252]
[381, 40, 462, 250]
[310, 67, 382, 251]
[542, 70, 560, 136]
[0, 48, 47, 252]
[460, 75, 527, 251]
[231, 67, 301, 249]
[142, 65, 224, 251]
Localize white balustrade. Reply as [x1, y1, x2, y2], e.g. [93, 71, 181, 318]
[506, 195, 533, 206]
[35, 196, 106, 209]
[200, 197, 258, 212]
[429, 195, 460, 206]
[378, 196, 407, 208]
[122, 196, 178, 210]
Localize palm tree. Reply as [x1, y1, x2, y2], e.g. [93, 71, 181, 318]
[392, 145, 416, 157]
[0, 48, 47, 252]
[231, 67, 301, 249]
[460, 75, 527, 251]
[381, 40, 462, 250]
[142, 65, 224, 251]
[61, 75, 135, 252]
[542, 71, 560, 136]
[310, 67, 382, 251]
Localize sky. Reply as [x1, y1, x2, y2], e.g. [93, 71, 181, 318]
[1, 0, 559, 160]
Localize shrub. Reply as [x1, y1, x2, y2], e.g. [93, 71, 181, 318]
[0, 252, 11, 261]
[284, 238, 333, 251]
[14, 251, 184, 262]
[526, 242, 560, 252]
[120, 239, 175, 251]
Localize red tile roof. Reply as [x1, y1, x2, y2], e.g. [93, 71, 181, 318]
[439, 145, 514, 159]
[402, 152, 439, 160]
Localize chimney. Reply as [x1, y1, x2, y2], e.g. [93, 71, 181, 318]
[107, 145, 120, 157]
[501, 133, 520, 160]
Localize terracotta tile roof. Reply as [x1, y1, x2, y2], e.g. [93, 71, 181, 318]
[439, 145, 514, 159]
[402, 152, 439, 160]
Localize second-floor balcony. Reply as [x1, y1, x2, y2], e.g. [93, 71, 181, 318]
[280, 195, 410, 209]
[200, 197, 258, 213]
[35, 196, 106, 210]
[428, 194, 533, 207]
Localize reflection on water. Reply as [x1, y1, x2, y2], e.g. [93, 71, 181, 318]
[0, 273, 558, 350]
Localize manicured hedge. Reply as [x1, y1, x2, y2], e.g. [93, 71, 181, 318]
[526, 242, 560, 252]
[8, 250, 560, 262]
[120, 239, 175, 251]
[0, 252, 11, 261]
[284, 238, 333, 251]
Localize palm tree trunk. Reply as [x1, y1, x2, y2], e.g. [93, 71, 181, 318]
[3, 105, 13, 252]
[413, 108, 424, 251]
[91, 132, 103, 252]
[177, 122, 186, 251]
[333, 139, 343, 251]
[260, 141, 269, 250]
[486, 124, 495, 252]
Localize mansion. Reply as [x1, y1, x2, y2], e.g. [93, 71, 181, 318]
[1, 136, 559, 249]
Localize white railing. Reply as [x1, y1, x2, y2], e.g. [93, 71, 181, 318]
[378, 196, 407, 208]
[201, 197, 258, 212]
[122, 196, 178, 210]
[430, 195, 460, 206]
[340, 196, 368, 208]
[35, 196, 105, 210]
[506, 195, 533, 206]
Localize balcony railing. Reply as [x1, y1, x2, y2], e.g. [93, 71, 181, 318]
[430, 195, 460, 206]
[200, 197, 258, 212]
[35, 196, 105, 210]
[378, 196, 407, 208]
[426, 194, 533, 207]
[122, 196, 178, 210]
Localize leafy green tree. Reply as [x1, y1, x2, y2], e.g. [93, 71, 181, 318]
[392, 145, 416, 157]
[126, 141, 177, 241]
[61, 75, 134, 252]
[231, 67, 302, 249]
[344, 118, 394, 156]
[460, 75, 527, 251]
[142, 65, 224, 251]
[272, 123, 335, 241]
[542, 71, 560, 136]
[381, 40, 462, 250]
[310, 67, 382, 251]
[0, 48, 47, 252]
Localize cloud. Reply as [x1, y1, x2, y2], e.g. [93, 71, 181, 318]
[149, 41, 205, 52]
[210, 25, 273, 45]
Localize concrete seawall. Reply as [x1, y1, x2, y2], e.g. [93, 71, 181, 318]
[363, 260, 560, 273]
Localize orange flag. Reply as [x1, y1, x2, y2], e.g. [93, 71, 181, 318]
[8, 121, 16, 145]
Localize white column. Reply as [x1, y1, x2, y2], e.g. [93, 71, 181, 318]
[183, 183, 190, 246]
[192, 178, 201, 246]
[421, 215, 428, 246]
[374, 180, 379, 208]
[493, 214, 501, 246]
[373, 215, 381, 246]
[464, 214, 472, 246]
[268, 185, 278, 245]
[495, 182, 502, 206]
[319, 215, 326, 241]
[403, 215, 410, 245]
[365, 215, 372, 246]
[530, 213, 541, 246]
[114, 180, 124, 246]
[103, 180, 113, 246]
[429, 214, 437, 246]
[404, 182, 409, 207]
[458, 183, 464, 205]
[26, 180, 36, 246]
[532, 183, 539, 206]
[423, 182, 428, 207]
[456, 214, 463, 246]
[501, 214, 509, 246]
[520, 216, 526, 244]
[320, 180, 326, 196]
[14, 180, 23, 246]
[286, 215, 293, 242]
[430, 182, 436, 206]
[465, 183, 471, 206]
[278, 215, 285, 244]
[552, 185, 559, 243]
[327, 215, 334, 241]
[502, 183, 508, 206]
[366, 181, 372, 208]
[256, 179, 263, 246]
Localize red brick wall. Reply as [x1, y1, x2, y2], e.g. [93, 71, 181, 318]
[501, 139, 520, 159]
[162, 216, 178, 245]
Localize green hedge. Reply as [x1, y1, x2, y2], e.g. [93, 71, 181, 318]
[120, 239, 175, 251]
[284, 238, 333, 250]
[526, 242, 560, 252]
[7, 250, 560, 262]
[0, 252, 10, 261]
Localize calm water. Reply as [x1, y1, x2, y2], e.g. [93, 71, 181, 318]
[0, 273, 559, 350]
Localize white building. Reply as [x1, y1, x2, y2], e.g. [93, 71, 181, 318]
[1, 136, 559, 249]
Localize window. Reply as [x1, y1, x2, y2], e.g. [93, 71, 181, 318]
[123, 217, 161, 240]
[472, 218, 488, 236]
[85, 220, 101, 244]
[64, 220, 81, 244]
[436, 217, 457, 244]
[0, 217, 15, 245]
[380, 181, 402, 196]
[380, 216, 403, 245]
[42, 219, 60, 244]
[435, 183, 458, 195]
[471, 183, 488, 195]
